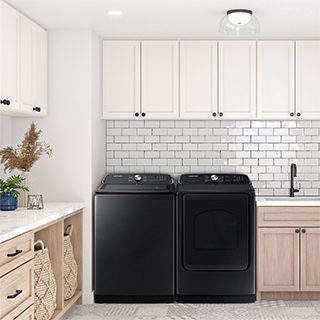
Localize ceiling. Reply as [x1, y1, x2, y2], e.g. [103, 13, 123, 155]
[4, 0, 320, 39]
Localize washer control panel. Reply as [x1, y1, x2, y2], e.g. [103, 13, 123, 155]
[105, 174, 171, 184]
[180, 174, 250, 185]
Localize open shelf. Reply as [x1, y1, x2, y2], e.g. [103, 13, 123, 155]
[34, 209, 83, 320]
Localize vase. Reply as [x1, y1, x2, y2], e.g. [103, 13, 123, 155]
[18, 171, 37, 207]
[0, 193, 18, 211]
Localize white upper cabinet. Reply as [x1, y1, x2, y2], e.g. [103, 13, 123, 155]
[0, 1, 47, 116]
[257, 41, 294, 119]
[218, 41, 256, 119]
[296, 41, 320, 119]
[20, 15, 47, 115]
[0, 1, 20, 110]
[102, 41, 140, 119]
[180, 41, 217, 119]
[141, 41, 179, 119]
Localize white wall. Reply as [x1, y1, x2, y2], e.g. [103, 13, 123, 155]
[0, 115, 13, 180]
[11, 30, 105, 303]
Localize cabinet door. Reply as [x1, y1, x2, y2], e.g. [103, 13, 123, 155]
[218, 41, 256, 119]
[33, 20, 47, 115]
[301, 228, 320, 291]
[20, 16, 47, 115]
[141, 41, 178, 119]
[258, 228, 299, 292]
[257, 41, 294, 119]
[102, 41, 140, 119]
[180, 41, 217, 119]
[296, 41, 320, 119]
[0, 1, 20, 110]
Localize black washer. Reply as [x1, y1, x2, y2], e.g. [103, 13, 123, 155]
[94, 173, 175, 303]
[176, 174, 256, 303]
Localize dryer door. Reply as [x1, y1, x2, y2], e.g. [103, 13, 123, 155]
[182, 193, 249, 271]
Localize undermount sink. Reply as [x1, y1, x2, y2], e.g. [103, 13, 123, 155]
[264, 197, 320, 201]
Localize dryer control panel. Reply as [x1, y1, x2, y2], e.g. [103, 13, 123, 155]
[180, 174, 250, 185]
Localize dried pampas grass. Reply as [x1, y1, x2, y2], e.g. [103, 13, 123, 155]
[0, 122, 52, 173]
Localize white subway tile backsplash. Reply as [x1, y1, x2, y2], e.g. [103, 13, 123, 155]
[266, 121, 281, 128]
[130, 121, 144, 128]
[160, 136, 175, 143]
[144, 121, 160, 128]
[244, 128, 259, 135]
[153, 128, 167, 135]
[220, 121, 236, 128]
[175, 121, 190, 128]
[160, 120, 175, 128]
[236, 121, 251, 128]
[137, 128, 152, 135]
[229, 128, 243, 135]
[106, 120, 320, 196]
[129, 136, 144, 143]
[191, 120, 206, 128]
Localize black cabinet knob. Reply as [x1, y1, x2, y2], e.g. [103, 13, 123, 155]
[302, 229, 306, 233]
[290, 112, 294, 117]
[141, 112, 146, 117]
[1, 99, 10, 105]
[297, 112, 301, 117]
[212, 112, 217, 117]
[33, 107, 41, 112]
[135, 112, 139, 117]
[295, 229, 300, 233]
[219, 112, 223, 117]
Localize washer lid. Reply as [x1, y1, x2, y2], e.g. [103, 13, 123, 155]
[96, 173, 175, 194]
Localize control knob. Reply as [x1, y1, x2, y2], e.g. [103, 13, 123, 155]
[134, 174, 142, 182]
[210, 174, 219, 181]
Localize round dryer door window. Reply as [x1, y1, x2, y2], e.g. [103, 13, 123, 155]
[182, 193, 249, 271]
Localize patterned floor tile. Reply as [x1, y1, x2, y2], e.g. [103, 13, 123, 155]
[62, 301, 320, 320]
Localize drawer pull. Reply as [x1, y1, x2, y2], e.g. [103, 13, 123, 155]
[7, 290, 23, 299]
[7, 249, 23, 257]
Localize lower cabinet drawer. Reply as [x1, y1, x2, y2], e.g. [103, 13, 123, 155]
[0, 232, 34, 277]
[14, 305, 34, 320]
[0, 259, 34, 320]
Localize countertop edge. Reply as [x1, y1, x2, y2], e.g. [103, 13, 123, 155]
[0, 202, 85, 243]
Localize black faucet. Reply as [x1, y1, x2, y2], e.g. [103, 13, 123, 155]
[290, 163, 299, 197]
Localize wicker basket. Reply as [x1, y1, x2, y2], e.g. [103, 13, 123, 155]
[64, 224, 78, 300]
[34, 240, 57, 320]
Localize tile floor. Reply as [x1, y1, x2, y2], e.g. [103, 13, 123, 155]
[63, 301, 320, 320]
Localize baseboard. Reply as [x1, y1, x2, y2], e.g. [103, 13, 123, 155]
[82, 290, 94, 304]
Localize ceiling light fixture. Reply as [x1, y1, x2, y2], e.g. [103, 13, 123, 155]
[107, 10, 123, 16]
[219, 9, 260, 35]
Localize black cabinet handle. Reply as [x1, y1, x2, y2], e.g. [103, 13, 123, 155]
[290, 112, 294, 117]
[135, 112, 139, 117]
[302, 229, 306, 233]
[297, 112, 301, 117]
[7, 249, 23, 257]
[7, 290, 23, 299]
[33, 107, 41, 112]
[295, 229, 300, 233]
[219, 112, 223, 117]
[0, 99, 10, 105]
[141, 112, 146, 117]
[212, 112, 217, 117]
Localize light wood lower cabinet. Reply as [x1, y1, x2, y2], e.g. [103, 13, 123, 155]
[257, 206, 320, 301]
[0, 208, 83, 320]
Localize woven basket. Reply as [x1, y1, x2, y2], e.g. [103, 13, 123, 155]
[34, 240, 57, 320]
[64, 224, 78, 300]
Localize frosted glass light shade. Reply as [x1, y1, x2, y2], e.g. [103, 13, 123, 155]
[219, 9, 260, 35]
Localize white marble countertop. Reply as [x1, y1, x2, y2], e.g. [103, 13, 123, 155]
[0, 202, 85, 243]
[256, 196, 320, 207]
